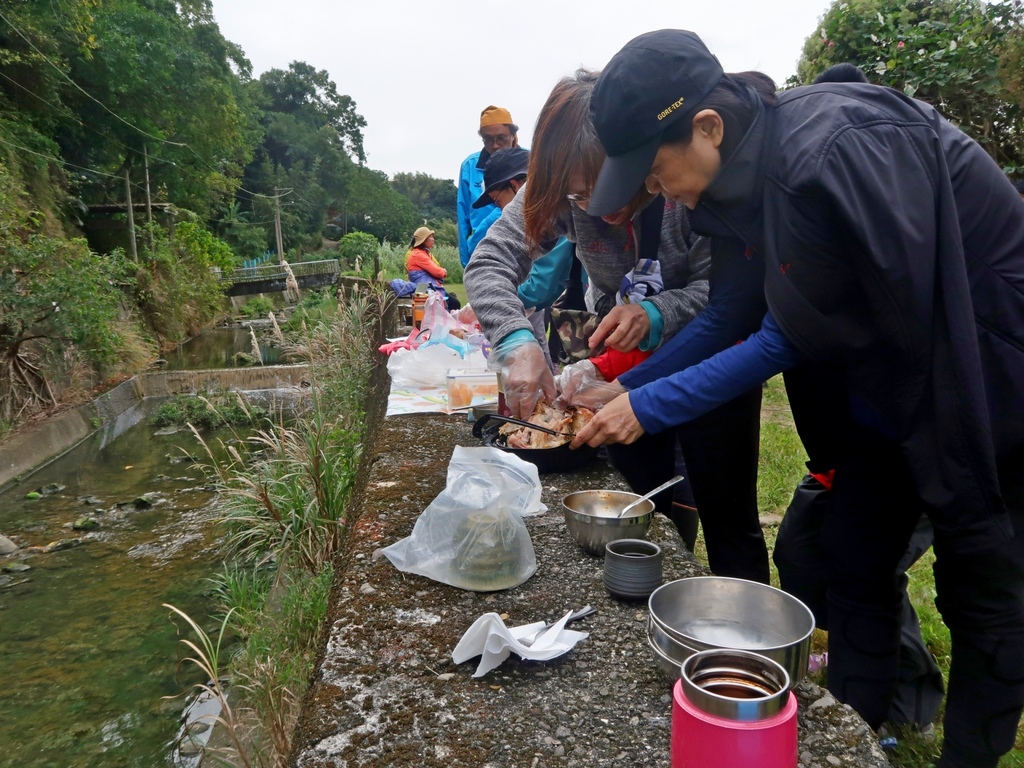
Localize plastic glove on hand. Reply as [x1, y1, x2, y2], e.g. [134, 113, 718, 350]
[588, 304, 651, 353]
[554, 360, 603, 409]
[497, 343, 556, 420]
[557, 364, 627, 412]
[571, 392, 645, 448]
[456, 304, 478, 326]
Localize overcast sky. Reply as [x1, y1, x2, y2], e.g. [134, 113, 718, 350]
[210, 0, 834, 182]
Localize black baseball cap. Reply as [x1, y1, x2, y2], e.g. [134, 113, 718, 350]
[473, 147, 530, 208]
[588, 30, 724, 216]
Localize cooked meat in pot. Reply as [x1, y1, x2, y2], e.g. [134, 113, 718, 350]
[498, 402, 595, 449]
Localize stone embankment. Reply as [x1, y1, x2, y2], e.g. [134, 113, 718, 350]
[287, 409, 892, 768]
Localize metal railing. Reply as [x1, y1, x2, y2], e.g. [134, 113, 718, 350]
[217, 259, 341, 284]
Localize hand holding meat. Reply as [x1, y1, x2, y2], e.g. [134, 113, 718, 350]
[587, 303, 651, 352]
[554, 360, 627, 412]
[570, 392, 645, 448]
[493, 343, 556, 420]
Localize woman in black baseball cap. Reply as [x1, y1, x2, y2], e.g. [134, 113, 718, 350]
[575, 28, 1024, 768]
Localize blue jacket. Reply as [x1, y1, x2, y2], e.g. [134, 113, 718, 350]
[466, 206, 502, 256]
[516, 237, 578, 310]
[457, 151, 495, 266]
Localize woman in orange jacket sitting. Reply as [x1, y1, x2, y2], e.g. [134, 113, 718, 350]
[405, 227, 460, 311]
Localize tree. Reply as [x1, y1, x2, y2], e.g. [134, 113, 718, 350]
[258, 62, 366, 164]
[0, 163, 129, 421]
[792, 0, 1024, 171]
[50, 0, 259, 214]
[391, 172, 457, 222]
[342, 167, 421, 244]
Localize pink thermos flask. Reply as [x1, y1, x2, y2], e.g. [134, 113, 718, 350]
[671, 649, 798, 768]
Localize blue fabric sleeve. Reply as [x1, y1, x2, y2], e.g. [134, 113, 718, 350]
[493, 329, 537, 354]
[637, 301, 664, 351]
[516, 237, 574, 309]
[456, 155, 475, 265]
[629, 312, 805, 434]
[620, 240, 767, 389]
[466, 206, 502, 259]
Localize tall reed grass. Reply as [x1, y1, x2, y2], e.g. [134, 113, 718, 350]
[166, 284, 388, 765]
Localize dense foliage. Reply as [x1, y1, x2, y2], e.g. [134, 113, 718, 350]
[0, 0, 458, 429]
[0, 1, 453, 259]
[391, 171, 458, 223]
[0, 163, 132, 420]
[792, 0, 1024, 172]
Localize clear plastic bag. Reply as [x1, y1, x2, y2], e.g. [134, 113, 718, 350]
[381, 447, 544, 591]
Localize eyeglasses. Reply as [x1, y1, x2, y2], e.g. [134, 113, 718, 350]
[488, 185, 512, 205]
[481, 133, 512, 148]
[565, 192, 589, 204]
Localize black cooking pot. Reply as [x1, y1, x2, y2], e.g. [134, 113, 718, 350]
[472, 413, 598, 474]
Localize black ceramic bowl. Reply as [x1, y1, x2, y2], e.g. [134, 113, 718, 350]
[472, 413, 597, 474]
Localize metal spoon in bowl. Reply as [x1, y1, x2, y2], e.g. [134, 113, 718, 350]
[617, 475, 686, 518]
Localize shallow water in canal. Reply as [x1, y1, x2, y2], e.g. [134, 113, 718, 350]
[161, 326, 281, 370]
[0, 415, 243, 767]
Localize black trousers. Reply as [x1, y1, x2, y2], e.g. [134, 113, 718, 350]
[773, 474, 945, 727]
[607, 386, 770, 584]
[816, 426, 1024, 768]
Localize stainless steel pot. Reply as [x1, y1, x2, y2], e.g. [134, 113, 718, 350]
[472, 414, 597, 474]
[648, 576, 814, 686]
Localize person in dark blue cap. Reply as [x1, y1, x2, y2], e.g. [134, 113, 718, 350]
[569, 28, 1024, 768]
[467, 147, 530, 253]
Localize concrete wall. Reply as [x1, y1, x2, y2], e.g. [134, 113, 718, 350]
[0, 365, 309, 492]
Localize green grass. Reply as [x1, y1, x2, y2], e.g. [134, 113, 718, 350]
[695, 375, 1024, 767]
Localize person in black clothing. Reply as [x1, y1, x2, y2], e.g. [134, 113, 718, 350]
[580, 30, 1024, 767]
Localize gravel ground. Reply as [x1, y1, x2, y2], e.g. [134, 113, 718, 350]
[287, 411, 892, 768]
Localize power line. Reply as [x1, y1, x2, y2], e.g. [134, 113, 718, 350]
[0, 70, 180, 171]
[0, 9, 186, 149]
[0, 11, 307, 205]
[0, 134, 146, 192]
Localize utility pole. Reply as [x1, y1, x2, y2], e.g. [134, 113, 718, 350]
[273, 188, 289, 264]
[125, 168, 138, 262]
[143, 144, 153, 250]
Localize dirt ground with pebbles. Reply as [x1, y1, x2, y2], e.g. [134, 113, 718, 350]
[286, 405, 892, 768]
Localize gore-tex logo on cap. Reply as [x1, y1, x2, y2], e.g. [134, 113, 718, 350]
[657, 97, 686, 121]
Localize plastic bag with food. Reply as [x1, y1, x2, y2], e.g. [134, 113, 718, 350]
[380, 447, 543, 591]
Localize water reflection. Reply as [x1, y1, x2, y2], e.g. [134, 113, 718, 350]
[162, 326, 282, 370]
[0, 419, 243, 767]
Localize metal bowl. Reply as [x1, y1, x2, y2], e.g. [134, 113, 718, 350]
[647, 615, 700, 679]
[648, 576, 814, 686]
[561, 490, 654, 556]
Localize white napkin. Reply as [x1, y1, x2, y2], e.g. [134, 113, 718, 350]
[451, 610, 589, 677]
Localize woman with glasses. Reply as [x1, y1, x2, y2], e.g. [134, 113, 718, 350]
[576, 29, 1024, 767]
[464, 69, 770, 584]
[456, 105, 520, 267]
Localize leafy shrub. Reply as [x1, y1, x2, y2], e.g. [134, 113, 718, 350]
[240, 295, 275, 318]
[337, 232, 378, 270]
[0, 163, 134, 420]
[282, 289, 336, 332]
[134, 224, 226, 345]
[154, 393, 269, 428]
